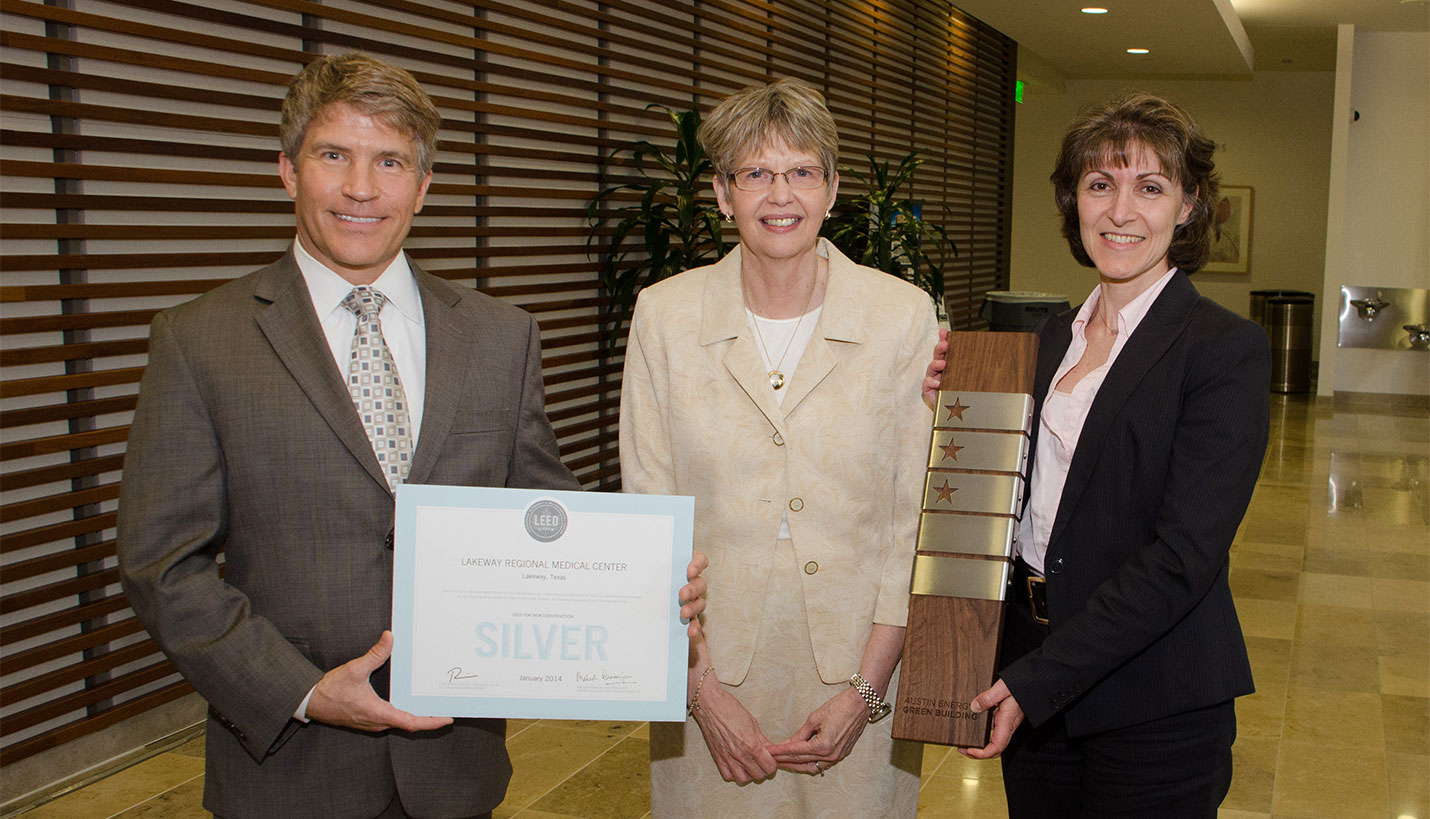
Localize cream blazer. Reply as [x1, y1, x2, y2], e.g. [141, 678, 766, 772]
[620, 239, 937, 686]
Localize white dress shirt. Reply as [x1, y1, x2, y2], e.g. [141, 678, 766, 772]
[1015, 268, 1179, 574]
[294, 239, 427, 437]
[290, 240, 427, 722]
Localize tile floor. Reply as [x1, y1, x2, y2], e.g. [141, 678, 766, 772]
[14, 394, 1428, 819]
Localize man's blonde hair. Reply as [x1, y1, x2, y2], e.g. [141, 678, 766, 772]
[698, 77, 838, 179]
[280, 53, 441, 176]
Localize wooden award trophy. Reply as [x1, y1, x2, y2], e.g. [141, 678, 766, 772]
[892, 331, 1038, 747]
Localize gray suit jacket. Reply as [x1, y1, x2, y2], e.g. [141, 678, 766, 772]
[118, 250, 579, 818]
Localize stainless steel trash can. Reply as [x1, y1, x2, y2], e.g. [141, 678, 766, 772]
[1266, 296, 1313, 393]
[1250, 289, 1314, 330]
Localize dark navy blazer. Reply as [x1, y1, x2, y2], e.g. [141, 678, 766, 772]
[999, 271, 1270, 737]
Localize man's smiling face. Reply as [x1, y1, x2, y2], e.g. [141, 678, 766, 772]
[279, 102, 432, 285]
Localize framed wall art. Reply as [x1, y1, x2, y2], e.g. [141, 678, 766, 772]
[1204, 185, 1253, 273]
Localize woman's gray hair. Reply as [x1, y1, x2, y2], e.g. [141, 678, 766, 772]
[698, 78, 839, 179]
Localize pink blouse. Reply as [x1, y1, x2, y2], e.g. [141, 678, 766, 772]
[1015, 268, 1179, 575]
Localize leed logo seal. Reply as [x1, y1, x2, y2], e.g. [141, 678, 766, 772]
[523, 499, 568, 543]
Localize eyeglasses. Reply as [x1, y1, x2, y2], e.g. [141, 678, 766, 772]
[726, 166, 829, 191]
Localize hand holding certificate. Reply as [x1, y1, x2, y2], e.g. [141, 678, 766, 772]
[390, 485, 696, 722]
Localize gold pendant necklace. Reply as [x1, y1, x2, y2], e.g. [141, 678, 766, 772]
[746, 265, 819, 391]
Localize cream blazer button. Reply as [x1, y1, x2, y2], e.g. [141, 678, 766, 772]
[789, 497, 804, 512]
[804, 561, 819, 575]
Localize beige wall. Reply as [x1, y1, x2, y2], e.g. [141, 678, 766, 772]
[1007, 70, 1336, 354]
[1320, 29, 1430, 396]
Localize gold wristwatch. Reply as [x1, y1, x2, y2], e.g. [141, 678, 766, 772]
[849, 673, 892, 723]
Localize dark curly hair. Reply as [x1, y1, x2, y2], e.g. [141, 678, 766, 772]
[1050, 93, 1219, 273]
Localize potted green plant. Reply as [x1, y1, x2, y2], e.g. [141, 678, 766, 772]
[821, 149, 955, 309]
[587, 105, 728, 348]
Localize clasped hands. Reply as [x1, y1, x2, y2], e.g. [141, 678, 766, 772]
[307, 553, 710, 733]
[693, 684, 872, 783]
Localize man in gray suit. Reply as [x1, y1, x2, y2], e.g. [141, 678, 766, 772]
[118, 53, 705, 819]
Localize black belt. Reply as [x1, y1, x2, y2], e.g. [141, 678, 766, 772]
[1011, 557, 1049, 625]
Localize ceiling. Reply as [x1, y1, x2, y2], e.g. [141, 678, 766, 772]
[951, 0, 1430, 78]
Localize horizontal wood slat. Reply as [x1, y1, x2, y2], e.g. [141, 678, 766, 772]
[1, 541, 117, 586]
[0, 680, 194, 767]
[1, 428, 130, 463]
[0, 339, 149, 366]
[0, 455, 127, 494]
[3, 657, 178, 736]
[2, 367, 146, 398]
[3, 615, 144, 677]
[0, 563, 120, 615]
[2, 640, 163, 707]
[0, 589, 132, 645]
[0, 483, 119, 525]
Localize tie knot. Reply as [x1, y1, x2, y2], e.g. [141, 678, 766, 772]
[342, 287, 387, 319]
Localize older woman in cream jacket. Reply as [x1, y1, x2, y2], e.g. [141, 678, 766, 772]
[619, 77, 936, 818]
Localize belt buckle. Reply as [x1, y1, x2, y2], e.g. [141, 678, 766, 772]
[1025, 575, 1049, 625]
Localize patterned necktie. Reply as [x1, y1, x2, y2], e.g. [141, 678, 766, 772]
[342, 287, 414, 492]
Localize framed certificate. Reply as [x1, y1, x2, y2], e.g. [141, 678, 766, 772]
[390, 485, 695, 722]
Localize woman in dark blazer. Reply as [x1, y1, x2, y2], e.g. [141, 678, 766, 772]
[929, 93, 1270, 817]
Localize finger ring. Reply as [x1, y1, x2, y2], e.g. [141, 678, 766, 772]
[814, 761, 825, 776]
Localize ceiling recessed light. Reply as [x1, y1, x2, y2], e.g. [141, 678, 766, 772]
[1081, 7, 1108, 13]
[1127, 48, 1150, 54]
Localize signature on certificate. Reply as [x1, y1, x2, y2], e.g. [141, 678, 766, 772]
[576, 669, 638, 686]
[446, 667, 480, 682]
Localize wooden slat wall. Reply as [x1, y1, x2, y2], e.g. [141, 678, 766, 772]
[0, 0, 1015, 766]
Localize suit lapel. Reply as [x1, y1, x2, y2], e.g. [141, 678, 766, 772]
[1034, 316, 1073, 409]
[780, 333, 835, 418]
[1022, 310, 1073, 517]
[1047, 273, 1199, 546]
[700, 247, 788, 436]
[780, 241, 861, 418]
[724, 337, 788, 434]
[253, 250, 390, 491]
[408, 262, 465, 485]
